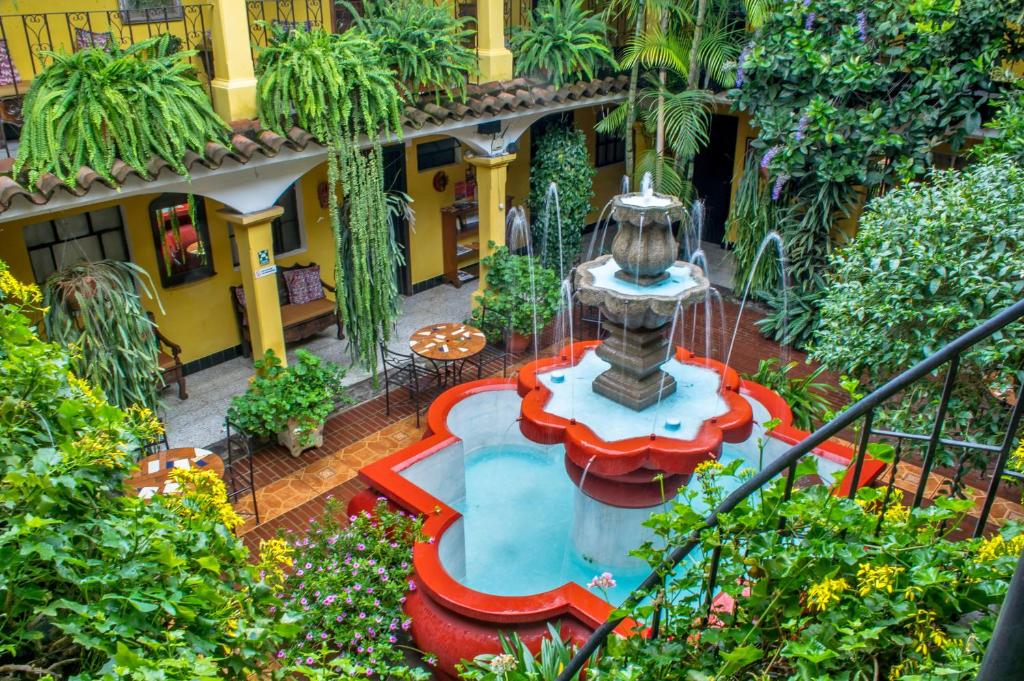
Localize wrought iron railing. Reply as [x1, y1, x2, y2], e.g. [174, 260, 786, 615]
[556, 297, 1024, 680]
[0, 3, 213, 158]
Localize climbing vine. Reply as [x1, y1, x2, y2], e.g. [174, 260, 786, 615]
[256, 26, 403, 370]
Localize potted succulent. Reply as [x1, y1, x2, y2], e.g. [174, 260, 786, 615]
[227, 349, 350, 456]
[471, 243, 562, 352]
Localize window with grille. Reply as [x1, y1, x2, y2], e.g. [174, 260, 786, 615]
[229, 182, 304, 267]
[23, 207, 130, 283]
[416, 138, 461, 171]
[594, 109, 626, 167]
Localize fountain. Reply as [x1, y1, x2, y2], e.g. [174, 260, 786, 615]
[349, 176, 885, 678]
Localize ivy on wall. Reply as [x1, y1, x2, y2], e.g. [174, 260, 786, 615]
[528, 123, 596, 280]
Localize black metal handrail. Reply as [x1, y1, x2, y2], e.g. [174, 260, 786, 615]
[556, 297, 1024, 681]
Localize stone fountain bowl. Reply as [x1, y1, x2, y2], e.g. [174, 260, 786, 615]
[575, 254, 710, 330]
[611, 192, 687, 228]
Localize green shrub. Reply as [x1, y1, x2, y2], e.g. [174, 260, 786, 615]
[588, 459, 1023, 680]
[0, 260, 289, 679]
[227, 349, 349, 446]
[510, 0, 615, 89]
[457, 624, 589, 680]
[529, 124, 596, 279]
[470, 243, 562, 340]
[813, 157, 1024, 464]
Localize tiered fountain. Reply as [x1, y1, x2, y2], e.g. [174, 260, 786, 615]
[351, 176, 880, 678]
[519, 178, 753, 509]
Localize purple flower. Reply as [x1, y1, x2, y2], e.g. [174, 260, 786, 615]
[276, 650, 285, 659]
[803, 0, 811, 6]
[804, 12, 816, 29]
[771, 174, 790, 201]
[357, 543, 366, 552]
[761, 145, 781, 169]
[305, 656, 314, 665]
[735, 44, 752, 88]
[857, 11, 868, 41]
[795, 114, 809, 142]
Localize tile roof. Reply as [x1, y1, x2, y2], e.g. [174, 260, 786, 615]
[0, 75, 629, 216]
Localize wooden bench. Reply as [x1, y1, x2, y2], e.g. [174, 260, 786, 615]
[230, 262, 343, 357]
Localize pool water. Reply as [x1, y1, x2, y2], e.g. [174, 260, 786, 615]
[399, 389, 846, 604]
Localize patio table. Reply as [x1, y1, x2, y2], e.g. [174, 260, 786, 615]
[408, 322, 486, 387]
[128, 447, 225, 499]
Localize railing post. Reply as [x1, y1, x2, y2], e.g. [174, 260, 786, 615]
[976, 548, 1024, 681]
[974, 378, 1024, 536]
[209, 0, 259, 121]
[913, 355, 960, 507]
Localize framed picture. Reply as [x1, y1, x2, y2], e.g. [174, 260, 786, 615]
[149, 193, 214, 287]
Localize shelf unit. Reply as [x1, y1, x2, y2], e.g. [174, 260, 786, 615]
[441, 201, 481, 288]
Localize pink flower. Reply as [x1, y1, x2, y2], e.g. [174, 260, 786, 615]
[587, 572, 617, 591]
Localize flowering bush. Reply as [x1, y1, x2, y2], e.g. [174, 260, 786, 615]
[587, 458, 1023, 680]
[274, 498, 431, 679]
[0, 259, 289, 679]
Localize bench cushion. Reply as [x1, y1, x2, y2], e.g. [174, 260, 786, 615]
[283, 264, 325, 305]
[280, 297, 335, 327]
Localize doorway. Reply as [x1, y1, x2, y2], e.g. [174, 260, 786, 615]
[691, 114, 739, 246]
[381, 143, 412, 295]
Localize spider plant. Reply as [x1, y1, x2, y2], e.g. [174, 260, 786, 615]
[14, 34, 229, 192]
[457, 623, 594, 680]
[348, 0, 478, 101]
[744, 357, 832, 431]
[510, 0, 617, 89]
[43, 260, 163, 411]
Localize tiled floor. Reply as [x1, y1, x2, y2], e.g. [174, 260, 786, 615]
[160, 283, 478, 449]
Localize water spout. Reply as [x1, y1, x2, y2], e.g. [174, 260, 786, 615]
[724, 231, 787, 373]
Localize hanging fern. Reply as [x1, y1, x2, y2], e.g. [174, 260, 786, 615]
[348, 0, 478, 101]
[14, 35, 229, 192]
[256, 25, 404, 372]
[43, 260, 163, 411]
[510, 0, 617, 88]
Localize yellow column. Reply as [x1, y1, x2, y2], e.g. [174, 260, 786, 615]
[219, 207, 287, 364]
[475, 0, 514, 82]
[468, 152, 516, 296]
[209, 0, 259, 121]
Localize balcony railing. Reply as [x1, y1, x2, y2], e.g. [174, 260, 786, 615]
[0, 3, 214, 158]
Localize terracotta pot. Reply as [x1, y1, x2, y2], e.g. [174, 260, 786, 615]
[277, 419, 324, 457]
[504, 330, 532, 354]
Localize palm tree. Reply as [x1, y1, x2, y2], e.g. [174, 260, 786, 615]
[599, 0, 777, 196]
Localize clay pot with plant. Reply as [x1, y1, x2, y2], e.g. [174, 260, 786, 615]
[470, 242, 562, 352]
[227, 349, 350, 456]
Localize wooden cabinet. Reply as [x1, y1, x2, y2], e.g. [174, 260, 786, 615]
[441, 201, 481, 288]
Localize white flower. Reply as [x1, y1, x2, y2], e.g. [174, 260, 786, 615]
[587, 572, 616, 590]
[490, 653, 517, 674]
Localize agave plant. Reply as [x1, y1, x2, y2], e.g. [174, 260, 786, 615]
[510, 0, 616, 89]
[14, 34, 229, 192]
[348, 0, 478, 101]
[257, 26, 404, 372]
[43, 260, 163, 411]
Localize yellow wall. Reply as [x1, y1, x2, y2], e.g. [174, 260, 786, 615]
[406, 136, 459, 285]
[0, 165, 336, 365]
[575, 105, 627, 223]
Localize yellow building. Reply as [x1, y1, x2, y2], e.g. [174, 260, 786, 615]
[0, 0, 754, 374]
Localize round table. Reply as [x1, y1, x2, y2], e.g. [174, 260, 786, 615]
[128, 447, 224, 499]
[408, 322, 486, 386]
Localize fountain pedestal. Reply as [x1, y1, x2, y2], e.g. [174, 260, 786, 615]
[593, 321, 676, 411]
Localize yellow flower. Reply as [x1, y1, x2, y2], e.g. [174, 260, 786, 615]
[166, 468, 243, 530]
[910, 609, 950, 657]
[856, 563, 905, 596]
[695, 460, 724, 477]
[888, 662, 906, 680]
[124, 405, 164, 443]
[806, 577, 848, 612]
[977, 532, 1024, 561]
[0, 265, 41, 305]
[258, 537, 294, 589]
[67, 372, 101, 405]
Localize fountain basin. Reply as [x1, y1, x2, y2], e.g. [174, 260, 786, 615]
[353, 376, 886, 678]
[518, 342, 754, 506]
[576, 255, 708, 329]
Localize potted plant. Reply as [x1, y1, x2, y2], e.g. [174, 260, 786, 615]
[227, 349, 350, 456]
[471, 243, 562, 352]
[509, 0, 616, 89]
